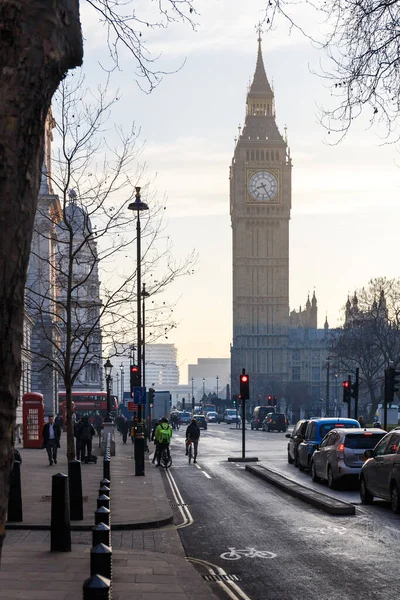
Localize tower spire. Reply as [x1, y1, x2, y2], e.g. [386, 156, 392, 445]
[249, 25, 273, 96]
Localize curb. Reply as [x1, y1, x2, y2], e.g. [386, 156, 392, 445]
[5, 514, 174, 532]
[246, 464, 355, 516]
[228, 456, 258, 462]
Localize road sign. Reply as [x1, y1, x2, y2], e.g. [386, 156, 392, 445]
[133, 386, 146, 405]
[127, 401, 137, 411]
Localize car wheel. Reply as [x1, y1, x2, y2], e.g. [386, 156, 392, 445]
[391, 482, 400, 514]
[311, 461, 320, 483]
[327, 466, 338, 489]
[360, 476, 373, 505]
[288, 450, 294, 464]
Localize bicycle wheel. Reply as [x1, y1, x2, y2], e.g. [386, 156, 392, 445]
[188, 444, 192, 463]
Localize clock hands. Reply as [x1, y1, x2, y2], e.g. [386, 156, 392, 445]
[257, 182, 272, 200]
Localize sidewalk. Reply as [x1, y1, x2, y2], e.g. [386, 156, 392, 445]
[1, 432, 217, 599]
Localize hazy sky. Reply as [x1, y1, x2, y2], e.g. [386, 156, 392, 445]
[79, 0, 400, 382]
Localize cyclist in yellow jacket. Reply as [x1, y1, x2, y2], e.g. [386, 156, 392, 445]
[155, 417, 172, 466]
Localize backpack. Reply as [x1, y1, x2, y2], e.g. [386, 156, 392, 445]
[80, 423, 91, 442]
[158, 424, 170, 444]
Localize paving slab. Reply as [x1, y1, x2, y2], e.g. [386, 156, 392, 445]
[6, 433, 172, 529]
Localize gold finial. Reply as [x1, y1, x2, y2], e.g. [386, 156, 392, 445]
[256, 22, 263, 44]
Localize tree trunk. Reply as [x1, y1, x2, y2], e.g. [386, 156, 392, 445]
[0, 1, 82, 563]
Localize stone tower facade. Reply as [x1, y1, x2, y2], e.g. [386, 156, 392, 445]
[230, 36, 292, 399]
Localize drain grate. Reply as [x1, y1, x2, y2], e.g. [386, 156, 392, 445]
[170, 503, 190, 507]
[202, 574, 241, 582]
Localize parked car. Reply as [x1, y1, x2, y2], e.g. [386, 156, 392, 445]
[286, 419, 309, 466]
[310, 428, 387, 489]
[205, 411, 218, 423]
[360, 430, 400, 512]
[297, 418, 361, 471]
[224, 409, 241, 424]
[180, 411, 192, 424]
[250, 406, 275, 430]
[262, 412, 287, 432]
[195, 415, 208, 430]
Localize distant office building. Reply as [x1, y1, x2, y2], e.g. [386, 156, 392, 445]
[145, 344, 179, 388]
[188, 358, 230, 401]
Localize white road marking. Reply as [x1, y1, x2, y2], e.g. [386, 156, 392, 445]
[220, 547, 277, 560]
[165, 468, 194, 529]
[196, 463, 202, 470]
[187, 556, 253, 600]
[202, 471, 212, 479]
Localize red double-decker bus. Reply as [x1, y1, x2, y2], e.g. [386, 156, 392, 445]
[59, 390, 118, 426]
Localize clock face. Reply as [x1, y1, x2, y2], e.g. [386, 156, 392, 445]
[248, 170, 278, 202]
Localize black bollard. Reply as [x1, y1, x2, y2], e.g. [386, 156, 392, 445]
[7, 460, 22, 522]
[90, 543, 112, 581]
[97, 494, 110, 511]
[82, 574, 111, 600]
[100, 478, 110, 488]
[95, 506, 110, 527]
[92, 522, 111, 548]
[103, 458, 110, 481]
[99, 485, 110, 498]
[50, 472, 71, 552]
[68, 459, 83, 521]
[134, 432, 145, 476]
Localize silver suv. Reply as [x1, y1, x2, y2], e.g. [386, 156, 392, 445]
[310, 428, 387, 489]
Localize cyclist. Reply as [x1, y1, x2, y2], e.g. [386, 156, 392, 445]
[155, 417, 172, 466]
[171, 412, 180, 430]
[185, 418, 200, 463]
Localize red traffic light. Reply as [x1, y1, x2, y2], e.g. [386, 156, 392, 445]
[240, 375, 249, 383]
[342, 380, 350, 389]
[268, 395, 272, 401]
[131, 366, 138, 373]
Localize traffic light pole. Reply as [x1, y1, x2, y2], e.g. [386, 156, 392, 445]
[353, 368, 359, 420]
[241, 395, 246, 459]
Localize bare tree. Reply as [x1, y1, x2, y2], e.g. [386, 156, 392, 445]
[263, 0, 400, 141]
[0, 0, 195, 560]
[26, 76, 196, 462]
[330, 278, 400, 419]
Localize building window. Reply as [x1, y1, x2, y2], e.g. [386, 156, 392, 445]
[292, 366, 301, 381]
[292, 350, 301, 362]
[312, 367, 320, 381]
[312, 351, 319, 362]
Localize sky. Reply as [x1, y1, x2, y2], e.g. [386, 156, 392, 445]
[77, 0, 400, 383]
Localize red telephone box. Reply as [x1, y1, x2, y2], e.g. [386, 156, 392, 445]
[22, 392, 44, 448]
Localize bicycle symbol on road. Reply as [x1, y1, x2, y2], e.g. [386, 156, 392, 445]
[220, 547, 277, 560]
[298, 526, 347, 536]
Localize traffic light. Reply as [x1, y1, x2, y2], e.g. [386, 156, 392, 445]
[385, 367, 400, 405]
[273, 395, 278, 407]
[267, 395, 272, 404]
[240, 369, 250, 400]
[148, 387, 155, 404]
[342, 379, 351, 404]
[130, 365, 140, 393]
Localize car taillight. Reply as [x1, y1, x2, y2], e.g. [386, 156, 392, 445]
[269, 419, 273, 423]
[337, 443, 345, 458]
[258, 419, 260, 422]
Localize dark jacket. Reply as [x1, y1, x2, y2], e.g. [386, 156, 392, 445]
[186, 422, 200, 441]
[78, 420, 96, 442]
[14, 448, 22, 464]
[42, 422, 61, 448]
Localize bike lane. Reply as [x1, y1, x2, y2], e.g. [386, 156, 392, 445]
[163, 429, 400, 600]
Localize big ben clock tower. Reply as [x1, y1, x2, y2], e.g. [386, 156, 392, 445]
[230, 34, 292, 400]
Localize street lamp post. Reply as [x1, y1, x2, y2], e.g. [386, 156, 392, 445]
[216, 376, 219, 400]
[202, 377, 205, 401]
[128, 187, 148, 477]
[120, 363, 124, 404]
[325, 356, 331, 417]
[104, 359, 113, 422]
[141, 282, 150, 388]
[191, 377, 195, 412]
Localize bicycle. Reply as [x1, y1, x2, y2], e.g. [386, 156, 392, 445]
[160, 446, 172, 469]
[187, 439, 193, 463]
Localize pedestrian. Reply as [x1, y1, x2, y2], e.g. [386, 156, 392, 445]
[120, 417, 129, 444]
[78, 415, 96, 463]
[151, 419, 161, 464]
[358, 415, 366, 428]
[55, 412, 64, 433]
[74, 416, 82, 460]
[185, 418, 200, 463]
[42, 416, 61, 466]
[155, 417, 172, 466]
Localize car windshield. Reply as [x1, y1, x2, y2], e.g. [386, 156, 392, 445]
[344, 433, 386, 449]
[207, 412, 217, 416]
[181, 412, 191, 418]
[319, 423, 359, 438]
[226, 410, 237, 415]
[196, 416, 205, 421]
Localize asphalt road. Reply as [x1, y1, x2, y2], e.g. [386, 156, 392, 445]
[161, 423, 400, 600]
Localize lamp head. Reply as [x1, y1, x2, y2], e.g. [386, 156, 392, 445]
[104, 359, 113, 377]
[127, 186, 149, 212]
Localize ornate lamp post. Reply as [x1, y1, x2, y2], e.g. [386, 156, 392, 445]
[104, 359, 113, 422]
[191, 377, 195, 412]
[216, 375, 219, 400]
[120, 363, 124, 403]
[202, 377, 205, 400]
[325, 356, 331, 417]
